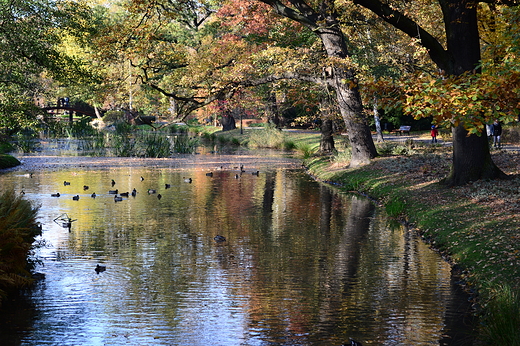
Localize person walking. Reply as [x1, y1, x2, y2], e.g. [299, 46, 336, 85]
[492, 119, 502, 148]
[430, 125, 439, 143]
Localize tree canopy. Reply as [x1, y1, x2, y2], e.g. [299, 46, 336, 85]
[0, 0, 91, 133]
[2, 0, 520, 183]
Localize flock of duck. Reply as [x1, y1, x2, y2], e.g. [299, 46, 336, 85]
[50, 165, 260, 204]
[48, 166, 264, 274]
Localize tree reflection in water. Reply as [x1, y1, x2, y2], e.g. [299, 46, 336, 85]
[0, 166, 473, 345]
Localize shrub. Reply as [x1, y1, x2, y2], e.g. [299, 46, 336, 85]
[102, 110, 126, 124]
[0, 155, 21, 169]
[0, 190, 41, 305]
[0, 142, 14, 154]
[69, 117, 98, 138]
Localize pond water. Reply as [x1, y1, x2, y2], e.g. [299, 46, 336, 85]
[0, 156, 474, 345]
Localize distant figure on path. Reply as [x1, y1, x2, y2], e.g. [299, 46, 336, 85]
[492, 119, 502, 148]
[430, 125, 438, 143]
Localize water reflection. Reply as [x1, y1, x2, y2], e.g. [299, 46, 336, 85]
[0, 165, 473, 345]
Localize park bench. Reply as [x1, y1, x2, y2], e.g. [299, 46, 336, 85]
[392, 125, 411, 135]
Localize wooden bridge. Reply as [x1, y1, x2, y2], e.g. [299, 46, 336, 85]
[42, 105, 98, 123]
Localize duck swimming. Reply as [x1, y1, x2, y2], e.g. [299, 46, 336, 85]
[91, 192, 97, 198]
[108, 189, 118, 194]
[64, 181, 71, 186]
[95, 264, 106, 274]
[72, 195, 80, 201]
[131, 188, 137, 197]
[214, 235, 226, 243]
[114, 195, 123, 202]
[51, 193, 60, 197]
[183, 177, 192, 183]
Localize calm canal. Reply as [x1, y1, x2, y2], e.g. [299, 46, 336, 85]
[0, 155, 473, 345]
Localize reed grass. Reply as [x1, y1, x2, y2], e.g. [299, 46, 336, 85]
[111, 134, 136, 157]
[0, 190, 41, 305]
[139, 132, 171, 158]
[171, 135, 199, 154]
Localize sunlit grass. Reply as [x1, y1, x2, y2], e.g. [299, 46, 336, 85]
[248, 125, 287, 149]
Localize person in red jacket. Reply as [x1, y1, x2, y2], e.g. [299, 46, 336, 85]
[430, 125, 439, 143]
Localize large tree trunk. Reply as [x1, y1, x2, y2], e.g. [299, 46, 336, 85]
[440, 0, 505, 185]
[443, 125, 507, 185]
[320, 30, 378, 166]
[353, 0, 506, 185]
[259, 0, 377, 167]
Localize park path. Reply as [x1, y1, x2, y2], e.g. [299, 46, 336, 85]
[381, 132, 520, 152]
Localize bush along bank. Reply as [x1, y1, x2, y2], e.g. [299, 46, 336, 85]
[304, 152, 520, 346]
[0, 154, 20, 169]
[0, 190, 42, 306]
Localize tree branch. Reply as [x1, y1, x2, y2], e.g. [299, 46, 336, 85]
[353, 0, 451, 71]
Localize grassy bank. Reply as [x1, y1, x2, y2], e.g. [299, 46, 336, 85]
[304, 147, 520, 345]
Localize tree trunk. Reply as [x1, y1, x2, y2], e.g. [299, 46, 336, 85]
[353, 0, 506, 185]
[443, 125, 507, 185]
[259, 0, 377, 167]
[320, 30, 378, 166]
[440, 0, 506, 185]
[221, 113, 236, 131]
[373, 103, 384, 142]
[319, 118, 335, 154]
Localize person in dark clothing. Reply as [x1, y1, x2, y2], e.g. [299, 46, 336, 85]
[492, 119, 502, 148]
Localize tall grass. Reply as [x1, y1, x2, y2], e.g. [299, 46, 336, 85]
[0, 190, 41, 305]
[14, 130, 40, 153]
[139, 132, 171, 157]
[295, 142, 316, 159]
[171, 135, 199, 154]
[481, 284, 520, 345]
[111, 134, 136, 157]
[248, 125, 287, 149]
[80, 132, 106, 156]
